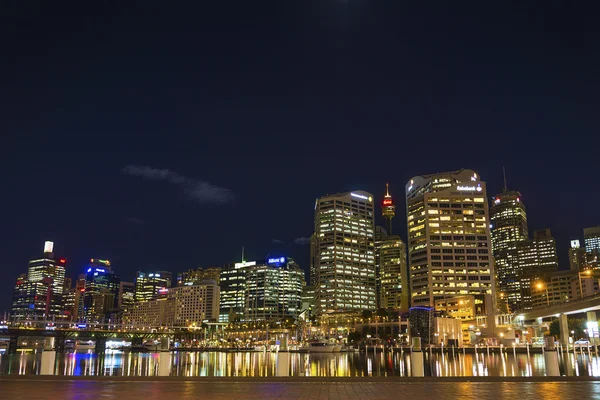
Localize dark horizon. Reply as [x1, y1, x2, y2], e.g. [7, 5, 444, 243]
[2, 1, 599, 312]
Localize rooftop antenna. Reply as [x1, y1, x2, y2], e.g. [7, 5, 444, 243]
[503, 166, 508, 192]
[241, 246, 245, 263]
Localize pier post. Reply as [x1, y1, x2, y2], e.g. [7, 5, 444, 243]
[543, 337, 560, 377]
[410, 337, 424, 377]
[40, 350, 57, 375]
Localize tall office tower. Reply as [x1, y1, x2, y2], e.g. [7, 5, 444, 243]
[569, 240, 588, 271]
[177, 267, 221, 286]
[490, 189, 528, 312]
[313, 190, 376, 316]
[374, 226, 388, 309]
[405, 170, 495, 307]
[585, 226, 600, 254]
[301, 285, 316, 317]
[119, 281, 135, 311]
[25, 242, 67, 319]
[517, 229, 559, 310]
[134, 271, 172, 302]
[11, 273, 47, 320]
[219, 259, 254, 322]
[309, 234, 317, 286]
[83, 259, 120, 322]
[245, 257, 305, 321]
[379, 236, 408, 311]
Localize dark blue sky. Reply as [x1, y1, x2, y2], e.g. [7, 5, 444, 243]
[2, 1, 599, 312]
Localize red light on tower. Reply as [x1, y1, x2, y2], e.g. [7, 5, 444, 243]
[59, 258, 66, 264]
[382, 183, 396, 234]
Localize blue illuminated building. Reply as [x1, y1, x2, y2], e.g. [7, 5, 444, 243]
[83, 259, 120, 323]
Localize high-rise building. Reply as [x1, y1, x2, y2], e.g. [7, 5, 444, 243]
[244, 257, 305, 321]
[119, 281, 135, 311]
[516, 229, 559, 310]
[11, 273, 47, 320]
[374, 226, 388, 309]
[26, 242, 67, 318]
[219, 260, 254, 322]
[379, 236, 408, 311]
[83, 259, 120, 322]
[219, 256, 306, 322]
[10, 242, 67, 320]
[490, 189, 528, 312]
[301, 285, 316, 317]
[177, 267, 221, 286]
[569, 240, 588, 271]
[585, 226, 600, 254]
[134, 271, 172, 302]
[313, 190, 376, 316]
[405, 169, 495, 307]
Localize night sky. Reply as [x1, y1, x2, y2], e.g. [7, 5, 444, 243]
[2, 1, 599, 312]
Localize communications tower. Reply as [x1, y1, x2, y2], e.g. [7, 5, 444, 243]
[382, 183, 396, 234]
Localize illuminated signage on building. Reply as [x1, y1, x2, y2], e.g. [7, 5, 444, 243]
[457, 185, 482, 192]
[571, 240, 581, 249]
[268, 257, 286, 265]
[383, 199, 393, 206]
[351, 193, 372, 202]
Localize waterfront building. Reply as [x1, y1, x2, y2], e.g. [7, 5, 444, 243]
[585, 226, 600, 254]
[244, 257, 305, 321]
[490, 189, 528, 312]
[134, 271, 172, 302]
[177, 267, 221, 286]
[83, 259, 120, 322]
[123, 280, 219, 327]
[219, 260, 254, 322]
[10, 242, 67, 320]
[312, 190, 376, 316]
[405, 170, 495, 307]
[301, 285, 315, 317]
[219, 256, 305, 322]
[516, 229, 559, 310]
[379, 236, 408, 311]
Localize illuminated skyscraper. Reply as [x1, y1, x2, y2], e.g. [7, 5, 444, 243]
[313, 190, 376, 316]
[379, 236, 408, 311]
[134, 271, 172, 302]
[374, 225, 388, 309]
[517, 229, 559, 310]
[405, 169, 495, 307]
[245, 257, 305, 321]
[11, 241, 67, 320]
[490, 189, 528, 312]
[569, 240, 587, 271]
[585, 226, 600, 254]
[83, 259, 120, 322]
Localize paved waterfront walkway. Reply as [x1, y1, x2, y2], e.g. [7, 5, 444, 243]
[1, 378, 600, 399]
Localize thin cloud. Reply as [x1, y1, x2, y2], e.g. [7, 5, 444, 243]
[293, 237, 311, 245]
[272, 238, 284, 245]
[122, 165, 234, 205]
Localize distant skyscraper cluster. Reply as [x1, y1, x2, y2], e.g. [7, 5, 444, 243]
[8, 168, 600, 329]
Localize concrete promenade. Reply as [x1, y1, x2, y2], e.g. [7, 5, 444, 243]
[1, 377, 600, 399]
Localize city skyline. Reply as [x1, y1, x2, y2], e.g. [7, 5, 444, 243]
[4, 173, 598, 315]
[3, 2, 599, 315]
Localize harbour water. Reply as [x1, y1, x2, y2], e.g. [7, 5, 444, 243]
[1, 350, 599, 377]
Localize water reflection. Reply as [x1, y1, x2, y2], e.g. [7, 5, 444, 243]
[1, 350, 600, 377]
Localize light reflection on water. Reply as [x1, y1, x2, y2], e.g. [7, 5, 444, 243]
[1, 350, 600, 377]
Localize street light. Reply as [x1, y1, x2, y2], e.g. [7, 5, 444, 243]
[536, 282, 549, 306]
